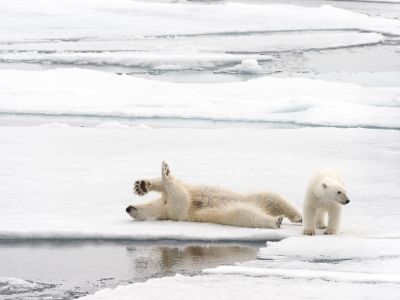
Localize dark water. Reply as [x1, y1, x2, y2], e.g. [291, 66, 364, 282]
[0, 240, 261, 299]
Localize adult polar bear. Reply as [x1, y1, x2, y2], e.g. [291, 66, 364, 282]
[126, 162, 302, 229]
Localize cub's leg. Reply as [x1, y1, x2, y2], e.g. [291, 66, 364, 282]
[133, 178, 164, 196]
[247, 193, 302, 223]
[325, 204, 342, 235]
[316, 209, 327, 229]
[303, 205, 316, 235]
[192, 205, 283, 229]
[161, 161, 191, 220]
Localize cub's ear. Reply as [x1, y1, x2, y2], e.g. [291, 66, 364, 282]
[321, 182, 328, 189]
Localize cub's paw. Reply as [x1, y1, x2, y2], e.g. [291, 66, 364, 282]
[303, 229, 315, 236]
[324, 229, 337, 235]
[133, 180, 151, 196]
[162, 161, 171, 179]
[276, 216, 284, 229]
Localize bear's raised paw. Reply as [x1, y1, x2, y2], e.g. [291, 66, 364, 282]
[133, 180, 150, 196]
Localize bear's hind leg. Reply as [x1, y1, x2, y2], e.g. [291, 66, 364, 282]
[161, 161, 191, 219]
[161, 162, 189, 201]
[248, 193, 302, 224]
[193, 205, 283, 229]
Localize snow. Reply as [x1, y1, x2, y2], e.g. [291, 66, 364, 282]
[258, 236, 400, 260]
[1, 68, 399, 129]
[204, 266, 400, 284]
[207, 237, 400, 279]
[96, 121, 130, 129]
[1, 1, 399, 41]
[78, 273, 400, 300]
[221, 59, 264, 74]
[39, 122, 70, 128]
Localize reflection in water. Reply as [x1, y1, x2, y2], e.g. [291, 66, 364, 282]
[126, 244, 259, 279]
[0, 241, 261, 299]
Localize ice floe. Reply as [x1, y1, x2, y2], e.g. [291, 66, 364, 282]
[1, 1, 399, 41]
[0, 126, 399, 241]
[0, 68, 399, 129]
[0, 277, 53, 295]
[220, 59, 264, 74]
[78, 273, 400, 300]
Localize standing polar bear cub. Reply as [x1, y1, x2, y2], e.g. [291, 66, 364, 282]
[126, 162, 302, 229]
[303, 168, 350, 235]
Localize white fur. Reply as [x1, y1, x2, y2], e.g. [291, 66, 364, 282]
[127, 162, 302, 229]
[303, 168, 350, 235]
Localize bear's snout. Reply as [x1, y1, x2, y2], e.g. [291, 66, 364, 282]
[126, 206, 137, 213]
[341, 198, 350, 205]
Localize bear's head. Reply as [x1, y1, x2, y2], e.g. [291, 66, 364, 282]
[125, 198, 167, 221]
[317, 179, 350, 205]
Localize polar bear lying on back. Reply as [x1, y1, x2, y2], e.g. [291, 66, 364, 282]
[126, 162, 302, 229]
[303, 168, 350, 235]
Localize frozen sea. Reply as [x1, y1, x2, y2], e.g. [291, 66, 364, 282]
[0, 0, 400, 299]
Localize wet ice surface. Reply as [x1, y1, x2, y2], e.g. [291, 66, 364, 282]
[0, 0, 399, 85]
[0, 241, 259, 299]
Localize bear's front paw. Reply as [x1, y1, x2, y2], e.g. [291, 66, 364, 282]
[317, 225, 327, 229]
[276, 216, 284, 229]
[324, 229, 337, 235]
[303, 229, 315, 236]
[133, 180, 151, 196]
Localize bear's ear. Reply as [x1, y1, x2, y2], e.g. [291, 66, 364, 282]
[321, 182, 328, 189]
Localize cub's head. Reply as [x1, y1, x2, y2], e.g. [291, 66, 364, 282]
[125, 199, 167, 221]
[318, 179, 350, 205]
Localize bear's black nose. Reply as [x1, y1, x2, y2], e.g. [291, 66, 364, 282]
[126, 206, 131, 213]
[345, 199, 350, 204]
[126, 206, 136, 213]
